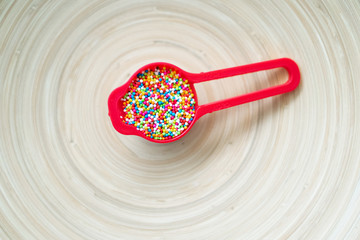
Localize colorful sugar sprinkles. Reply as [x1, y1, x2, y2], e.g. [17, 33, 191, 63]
[121, 67, 196, 140]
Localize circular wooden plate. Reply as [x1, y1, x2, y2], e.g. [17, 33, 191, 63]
[1, 1, 360, 239]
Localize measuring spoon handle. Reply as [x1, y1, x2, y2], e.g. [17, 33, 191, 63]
[190, 58, 300, 119]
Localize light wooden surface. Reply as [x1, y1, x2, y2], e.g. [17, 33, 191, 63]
[1, 1, 360, 239]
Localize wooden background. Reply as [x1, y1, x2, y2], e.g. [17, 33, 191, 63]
[1, 1, 360, 239]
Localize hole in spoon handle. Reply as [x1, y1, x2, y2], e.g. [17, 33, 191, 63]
[193, 58, 300, 119]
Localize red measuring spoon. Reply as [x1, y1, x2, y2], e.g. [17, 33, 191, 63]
[108, 58, 300, 143]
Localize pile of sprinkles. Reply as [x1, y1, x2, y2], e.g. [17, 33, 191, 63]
[121, 66, 196, 140]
